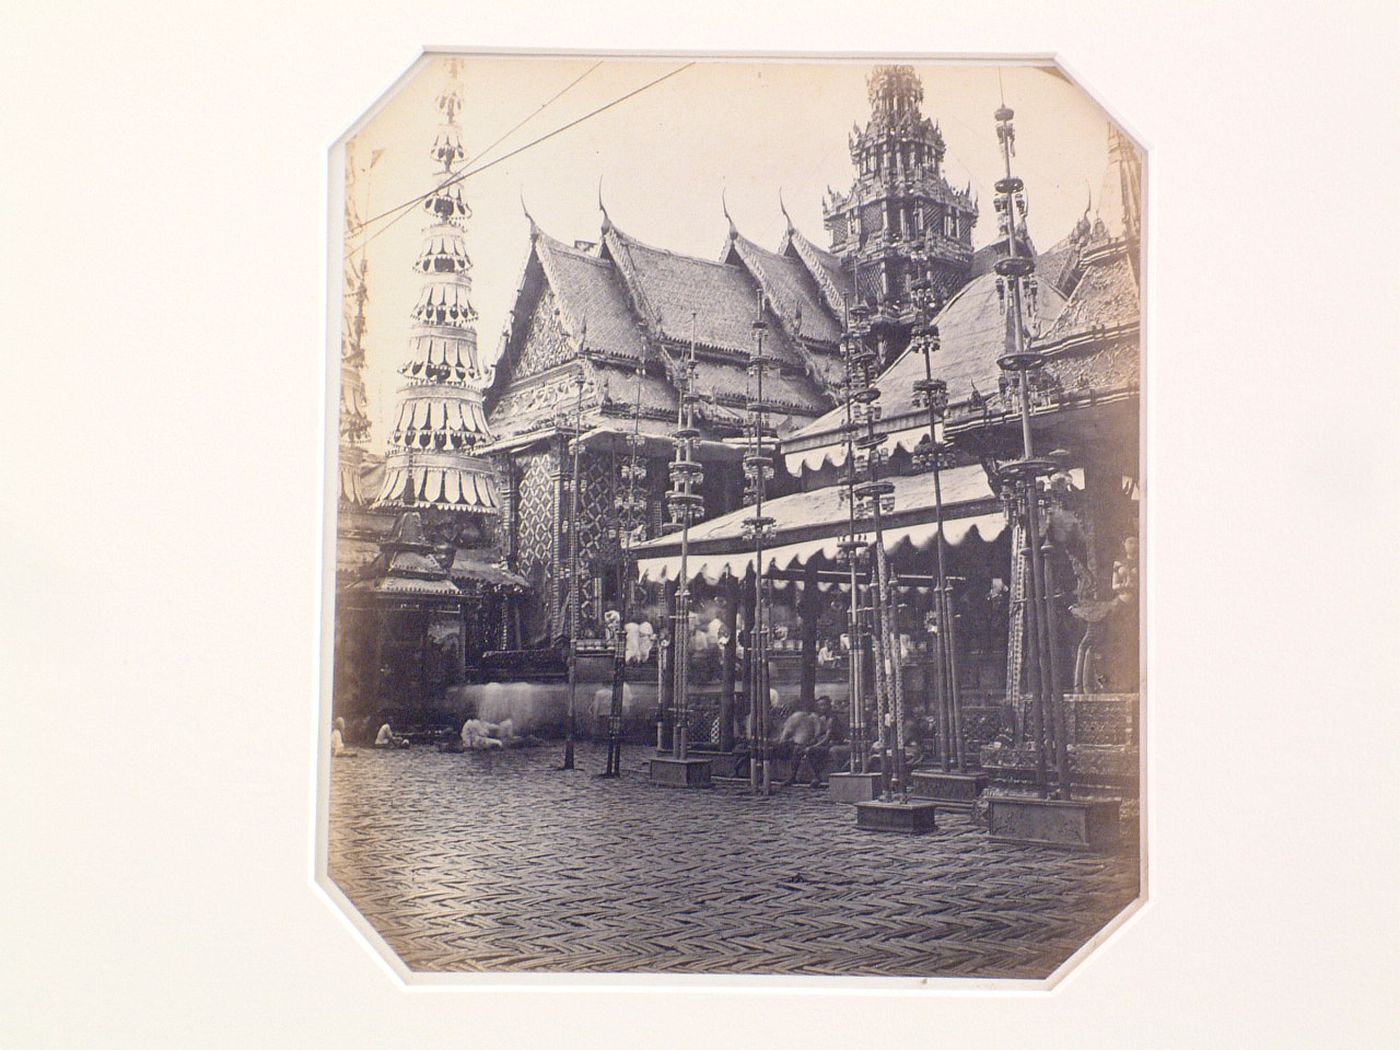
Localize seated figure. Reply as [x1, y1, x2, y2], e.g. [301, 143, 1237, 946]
[331, 717, 349, 757]
[461, 718, 504, 751]
[373, 722, 410, 749]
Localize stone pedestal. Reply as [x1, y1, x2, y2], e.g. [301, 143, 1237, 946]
[826, 771, 883, 803]
[987, 795, 1120, 850]
[910, 770, 989, 809]
[647, 756, 714, 788]
[854, 799, 939, 834]
[690, 750, 741, 778]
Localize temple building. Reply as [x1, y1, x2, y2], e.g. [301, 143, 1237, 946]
[334, 61, 1142, 787]
[481, 204, 853, 648]
[482, 64, 998, 651]
[628, 108, 1141, 795]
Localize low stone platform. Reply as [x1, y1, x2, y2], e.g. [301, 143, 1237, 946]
[910, 769, 989, 809]
[648, 755, 713, 788]
[826, 771, 882, 803]
[987, 795, 1120, 850]
[855, 798, 939, 834]
[688, 750, 741, 778]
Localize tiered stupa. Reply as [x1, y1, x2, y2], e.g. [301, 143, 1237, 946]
[375, 62, 500, 519]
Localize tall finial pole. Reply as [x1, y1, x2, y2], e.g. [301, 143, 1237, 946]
[663, 313, 704, 761]
[841, 274, 907, 802]
[838, 296, 869, 776]
[993, 100, 1071, 800]
[562, 320, 591, 772]
[602, 334, 649, 777]
[743, 291, 777, 795]
[910, 259, 967, 775]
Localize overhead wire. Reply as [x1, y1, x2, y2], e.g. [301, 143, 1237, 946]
[358, 60, 603, 235]
[358, 62, 694, 251]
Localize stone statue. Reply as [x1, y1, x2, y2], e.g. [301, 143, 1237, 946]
[1069, 535, 1139, 693]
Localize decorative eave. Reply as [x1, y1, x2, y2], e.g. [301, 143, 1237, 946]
[724, 229, 839, 407]
[483, 233, 547, 414]
[780, 224, 852, 319]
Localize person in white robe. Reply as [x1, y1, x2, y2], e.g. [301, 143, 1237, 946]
[461, 718, 504, 750]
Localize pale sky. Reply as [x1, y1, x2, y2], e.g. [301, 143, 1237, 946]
[344, 55, 1127, 449]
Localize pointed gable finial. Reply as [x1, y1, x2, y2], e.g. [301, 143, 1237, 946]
[778, 187, 794, 234]
[597, 175, 612, 233]
[520, 190, 539, 239]
[722, 187, 737, 240]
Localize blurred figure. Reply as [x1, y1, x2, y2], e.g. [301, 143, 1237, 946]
[326, 722, 350, 761]
[774, 698, 819, 784]
[461, 718, 504, 751]
[374, 721, 409, 749]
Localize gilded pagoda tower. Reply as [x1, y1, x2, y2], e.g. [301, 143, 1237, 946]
[822, 66, 979, 355]
[374, 63, 500, 531]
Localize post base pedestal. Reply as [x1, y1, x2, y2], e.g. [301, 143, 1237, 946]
[854, 799, 939, 834]
[910, 770, 989, 809]
[647, 756, 714, 788]
[826, 771, 883, 803]
[987, 795, 1120, 850]
[689, 750, 741, 778]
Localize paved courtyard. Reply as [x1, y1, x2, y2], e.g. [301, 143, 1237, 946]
[328, 743, 1140, 978]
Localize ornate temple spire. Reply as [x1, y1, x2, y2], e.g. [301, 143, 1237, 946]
[375, 60, 501, 516]
[339, 139, 374, 507]
[823, 65, 978, 329]
[1091, 124, 1143, 249]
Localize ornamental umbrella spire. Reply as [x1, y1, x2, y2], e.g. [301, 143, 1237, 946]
[375, 60, 500, 516]
[339, 138, 373, 507]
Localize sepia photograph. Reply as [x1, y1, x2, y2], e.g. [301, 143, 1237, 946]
[5, 1, 1398, 1046]
[324, 52, 1144, 980]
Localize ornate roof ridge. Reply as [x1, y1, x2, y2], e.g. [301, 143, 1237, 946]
[605, 221, 743, 272]
[533, 226, 613, 267]
[781, 222, 852, 318]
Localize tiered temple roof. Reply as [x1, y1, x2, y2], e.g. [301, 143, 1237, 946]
[782, 122, 1142, 476]
[782, 269, 1068, 473]
[1037, 125, 1143, 400]
[483, 204, 861, 452]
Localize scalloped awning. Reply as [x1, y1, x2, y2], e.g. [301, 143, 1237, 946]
[633, 464, 1001, 584]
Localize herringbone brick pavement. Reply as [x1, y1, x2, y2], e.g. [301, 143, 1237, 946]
[328, 744, 1140, 978]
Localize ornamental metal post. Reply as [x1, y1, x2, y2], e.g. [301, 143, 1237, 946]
[743, 293, 777, 796]
[662, 313, 704, 761]
[562, 324, 593, 771]
[838, 321, 869, 775]
[909, 270, 968, 774]
[992, 102, 1070, 801]
[602, 349, 649, 777]
[845, 301, 907, 801]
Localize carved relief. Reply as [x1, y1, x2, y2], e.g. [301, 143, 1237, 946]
[514, 448, 558, 646]
[516, 287, 575, 380]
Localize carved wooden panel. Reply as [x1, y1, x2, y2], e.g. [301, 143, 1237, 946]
[514, 447, 559, 644]
[516, 287, 574, 381]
